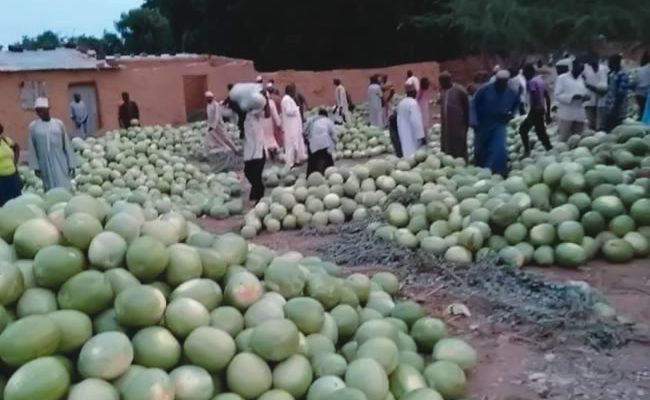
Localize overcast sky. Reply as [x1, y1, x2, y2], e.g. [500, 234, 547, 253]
[0, 0, 144, 46]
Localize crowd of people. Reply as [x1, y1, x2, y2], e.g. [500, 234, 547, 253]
[1, 51, 649, 209]
[375, 52, 650, 177]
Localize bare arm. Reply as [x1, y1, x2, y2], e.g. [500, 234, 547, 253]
[12, 142, 20, 166]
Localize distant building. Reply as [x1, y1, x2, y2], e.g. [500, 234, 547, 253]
[0, 48, 439, 147]
[0, 48, 257, 146]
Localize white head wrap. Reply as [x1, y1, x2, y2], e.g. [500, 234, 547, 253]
[34, 97, 49, 108]
[495, 69, 511, 79]
[205, 91, 214, 98]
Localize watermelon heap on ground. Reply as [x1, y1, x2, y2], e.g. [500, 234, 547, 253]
[243, 121, 650, 269]
[0, 192, 475, 400]
[20, 123, 243, 221]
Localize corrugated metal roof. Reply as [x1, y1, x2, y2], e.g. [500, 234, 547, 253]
[0, 48, 114, 72]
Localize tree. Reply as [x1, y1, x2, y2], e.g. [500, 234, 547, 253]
[420, 0, 648, 60]
[115, 8, 174, 54]
[20, 30, 61, 50]
[73, 32, 125, 56]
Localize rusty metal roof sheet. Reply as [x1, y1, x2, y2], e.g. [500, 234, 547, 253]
[0, 48, 114, 72]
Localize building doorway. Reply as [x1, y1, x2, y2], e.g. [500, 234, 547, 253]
[183, 75, 208, 122]
[68, 83, 100, 135]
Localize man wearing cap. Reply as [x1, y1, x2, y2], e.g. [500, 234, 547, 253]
[27, 98, 77, 191]
[438, 71, 470, 160]
[470, 70, 520, 176]
[396, 83, 426, 158]
[205, 91, 237, 154]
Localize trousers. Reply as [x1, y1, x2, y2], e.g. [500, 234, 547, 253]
[307, 149, 334, 177]
[519, 108, 552, 154]
[244, 155, 266, 202]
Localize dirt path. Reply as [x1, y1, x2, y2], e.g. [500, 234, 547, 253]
[198, 221, 650, 400]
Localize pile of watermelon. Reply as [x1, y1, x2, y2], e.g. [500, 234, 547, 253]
[20, 123, 243, 221]
[0, 191, 476, 400]
[242, 121, 650, 268]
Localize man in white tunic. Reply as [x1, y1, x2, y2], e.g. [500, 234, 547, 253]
[583, 54, 609, 131]
[367, 75, 384, 127]
[334, 79, 351, 122]
[205, 91, 237, 153]
[281, 84, 307, 168]
[69, 94, 89, 138]
[28, 98, 77, 191]
[396, 83, 426, 158]
[554, 59, 589, 141]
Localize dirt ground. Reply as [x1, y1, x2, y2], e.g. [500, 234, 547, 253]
[199, 216, 650, 400]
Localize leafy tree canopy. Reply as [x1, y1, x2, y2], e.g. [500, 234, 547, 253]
[13, 0, 650, 69]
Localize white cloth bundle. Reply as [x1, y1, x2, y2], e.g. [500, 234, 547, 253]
[229, 83, 266, 112]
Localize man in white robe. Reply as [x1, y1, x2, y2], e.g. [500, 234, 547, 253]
[28, 98, 77, 191]
[334, 78, 351, 122]
[69, 93, 89, 138]
[367, 75, 384, 127]
[396, 83, 426, 158]
[281, 84, 307, 168]
[205, 91, 237, 153]
[554, 59, 589, 141]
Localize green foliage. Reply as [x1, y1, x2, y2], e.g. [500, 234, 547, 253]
[423, 0, 648, 55]
[115, 8, 174, 54]
[13, 0, 650, 69]
[21, 31, 61, 50]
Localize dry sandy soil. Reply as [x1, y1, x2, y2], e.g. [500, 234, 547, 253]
[200, 214, 650, 400]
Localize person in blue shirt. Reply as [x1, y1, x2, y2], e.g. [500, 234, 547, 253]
[470, 70, 520, 176]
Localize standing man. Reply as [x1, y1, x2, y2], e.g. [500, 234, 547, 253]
[334, 79, 351, 123]
[470, 70, 520, 176]
[396, 83, 426, 158]
[519, 64, 553, 156]
[605, 54, 630, 131]
[438, 72, 470, 160]
[368, 75, 384, 128]
[406, 70, 420, 95]
[583, 53, 609, 130]
[554, 59, 589, 141]
[205, 91, 237, 154]
[118, 92, 140, 128]
[281, 84, 307, 168]
[69, 94, 89, 138]
[28, 98, 77, 191]
[380, 74, 395, 120]
[634, 52, 650, 121]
